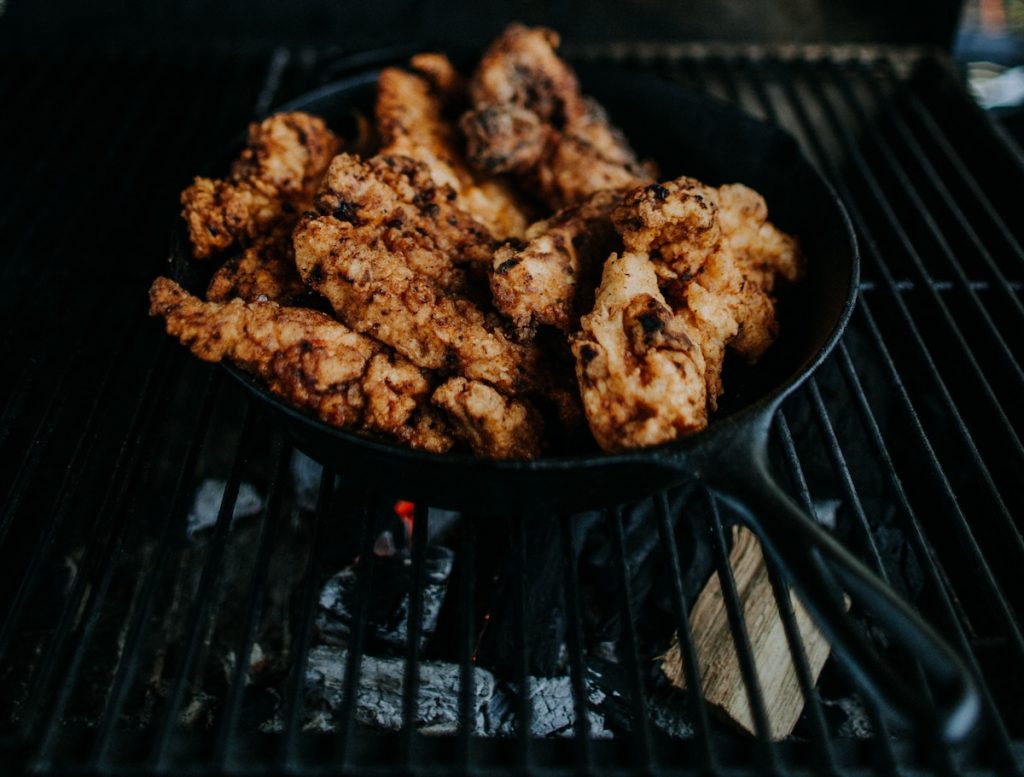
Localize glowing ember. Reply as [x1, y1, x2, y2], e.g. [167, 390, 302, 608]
[394, 500, 415, 538]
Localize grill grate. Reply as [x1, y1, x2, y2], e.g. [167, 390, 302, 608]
[1, 43, 1023, 776]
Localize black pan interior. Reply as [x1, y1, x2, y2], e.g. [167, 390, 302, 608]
[169, 65, 856, 513]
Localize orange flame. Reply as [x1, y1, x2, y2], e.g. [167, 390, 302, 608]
[394, 500, 415, 538]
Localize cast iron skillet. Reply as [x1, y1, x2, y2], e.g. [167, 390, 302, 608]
[168, 65, 980, 742]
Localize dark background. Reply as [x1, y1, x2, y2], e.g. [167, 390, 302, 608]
[0, 0, 966, 54]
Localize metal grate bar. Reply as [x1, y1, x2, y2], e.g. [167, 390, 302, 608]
[761, 62, 1024, 663]
[774, 411, 901, 772]
[279, 470, 337, 769]
[826, 63, 1024, 388]
[882, 61, 1024, 270]
[803, 376, 957, 772]
[558, 514, 594, 771]
[24, 346, 191, 764]
[401, 505, 429, 764]
[855, 295, 1024, 663]
[804, 379, 887, 575]
[457, 518, 477, 767]
[704, 493, 782, 771]
[512, 518, 533, 768]
[334, 490, 377, 765]
[148, 401, 257, 768]
[856, 66, 1024, 319]
[88, 369, 222, 766]
[767, 415, 851, 772]
[653, 493, 716, 772]
[834, 343, 1019, 770]
[608, 507, 653, 765]
[215, 435, 291, 766]
[0, 303, 115, 549]
[797, 63, 1024, 464]
[0, 333, 171, 669]
[0, 56, 244, 524]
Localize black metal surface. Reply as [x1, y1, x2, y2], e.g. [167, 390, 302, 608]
[1, 43, 1023, 776]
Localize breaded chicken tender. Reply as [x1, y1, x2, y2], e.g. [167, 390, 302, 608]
[314, 153, 494, 291]
[294, 155, 548, 396]
[612, 178, 801, 406]
[377, 54, 530, 240]
[432, 376, 544, 459]
[571, 252, 707, 451]
[149, 277, 453, 452]
[490, 189, 621, 338]
[460, 24, 652, 209]
[206, 229, 309, 304]
[181, 112, 340, 259]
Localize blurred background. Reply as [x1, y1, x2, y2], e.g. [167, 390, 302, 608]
[0, 0, 1021, 142]
[958, 0, 1024, 140]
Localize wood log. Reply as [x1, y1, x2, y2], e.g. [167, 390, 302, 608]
[661, 526, 837, 739]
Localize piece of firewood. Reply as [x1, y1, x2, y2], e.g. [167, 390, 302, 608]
[661, 526, 836, 740]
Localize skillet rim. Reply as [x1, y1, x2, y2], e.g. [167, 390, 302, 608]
[172, 66, 859, 473]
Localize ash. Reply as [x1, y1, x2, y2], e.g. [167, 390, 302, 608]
[315, 546, 453, 651]
[300, 645, 612, 738]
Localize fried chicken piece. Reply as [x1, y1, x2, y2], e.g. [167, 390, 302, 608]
[376, 55, 530, 240]
[490, 189, 621, 338]
[717, 183, 802, 292]
[181, 112, 340, 259]
[294, 163, 548, 396]
[460, 24, 652, 209]
[613, 178, 800, 406]
[432, 377, 544, 459]
[149, 277, 453, 452]
[315, 153, 494, 292]
[206, 229, 308, 304]
[571, 252, 707, 452]
[613, 179, 722, 281]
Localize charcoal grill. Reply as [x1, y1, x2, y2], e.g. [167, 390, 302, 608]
[2, 16, 1024, 777]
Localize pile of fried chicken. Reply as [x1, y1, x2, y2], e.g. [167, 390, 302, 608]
[149, 24, 802, 459]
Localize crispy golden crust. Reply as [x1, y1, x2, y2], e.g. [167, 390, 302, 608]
[717, 183, 803, 292]
[432, 376, 544, 459]
[571, 252, 707, 452]
[613, 180, 722, 280]
[206, 229, 309, 304]
[315, 153, 494, 290]
[376, 57, 530, 240]
[181, 112, 340, 259]
[149, 277, 453, 452]
[294, 159, 549, 396]
[613, 177, 800, 408]
[461, 24, 652, 209]
[294, 214, 545, 394]
[490, 189, 622, 338]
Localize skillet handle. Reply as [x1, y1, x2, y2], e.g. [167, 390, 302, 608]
[705, 441, 980, 743]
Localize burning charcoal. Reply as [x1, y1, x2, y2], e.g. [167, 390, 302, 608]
[316, 545, 455, 651]
[187, 478, 263, 536]
[304, 645, 496, 734]
[487, 675, 613, 738]
[290, 450, 324, 511]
